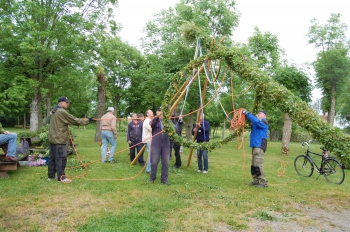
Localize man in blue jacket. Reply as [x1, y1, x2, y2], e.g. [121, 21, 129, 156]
[242, 109, 269, 188]
[192, 114, 210, 173]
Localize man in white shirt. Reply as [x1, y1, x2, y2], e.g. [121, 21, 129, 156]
[142, 109, 154, 173]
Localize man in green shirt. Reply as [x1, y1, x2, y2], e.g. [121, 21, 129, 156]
[47, 96, 91, 183]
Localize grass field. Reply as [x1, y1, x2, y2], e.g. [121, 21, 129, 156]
[1, 127, 349, 231]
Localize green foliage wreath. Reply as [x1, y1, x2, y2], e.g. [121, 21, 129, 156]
[161, 35, 350, 167]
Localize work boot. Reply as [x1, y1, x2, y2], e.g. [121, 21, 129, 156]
[255, 181, 268, 188]
[248, 180, 259, 186]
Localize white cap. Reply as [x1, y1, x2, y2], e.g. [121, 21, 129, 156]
[107, 107, 114, 112]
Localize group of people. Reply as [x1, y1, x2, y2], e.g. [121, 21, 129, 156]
[1, 95, 269, 188]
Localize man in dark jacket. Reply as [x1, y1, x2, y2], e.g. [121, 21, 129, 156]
[192, 114, 210, 173]
[242, 109, 269, 188]
[149, 107, 171, 185]
[127, 113, 144, 165]
[48, 96, 90, 183]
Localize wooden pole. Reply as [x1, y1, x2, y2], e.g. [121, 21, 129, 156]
[131, 145, 146, 165]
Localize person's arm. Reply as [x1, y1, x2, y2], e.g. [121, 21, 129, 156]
[151, 117, 159, 129]
[60, 110, 89, 126]
[0, 123, 5, 134]
[111, 116, 117, 139]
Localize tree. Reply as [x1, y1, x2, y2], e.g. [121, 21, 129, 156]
[273, 65, 312, 155]
[140, 0, 240, 138]
[307, 13, 349, 125]
[0, 0, 118, 131]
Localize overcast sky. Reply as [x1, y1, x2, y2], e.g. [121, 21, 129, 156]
[114, 0, 350, 99]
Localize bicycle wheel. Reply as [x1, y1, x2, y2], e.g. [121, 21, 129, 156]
[322, 158, 345, 184]
[294, 155, 314, 177]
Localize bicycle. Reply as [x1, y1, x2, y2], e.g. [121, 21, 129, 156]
[294, 141, 345, 184]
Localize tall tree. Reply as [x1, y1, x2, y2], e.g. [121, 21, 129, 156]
[273, 65, 312, 155]
[307, 13, 349, 125]
[0, 0, 118, 131]
[140, 0, 240, 136]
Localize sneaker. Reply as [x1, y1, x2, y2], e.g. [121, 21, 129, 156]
[108, 160, 115, 163]
[47, 178, 54, 181]
[203, 170, 208, 174]
[149, 180, 155, 184]
[197, 170, 202, 173]
[61, 178, 72, 183]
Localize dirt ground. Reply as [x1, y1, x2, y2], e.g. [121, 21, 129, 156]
[215, 206, 350, 232]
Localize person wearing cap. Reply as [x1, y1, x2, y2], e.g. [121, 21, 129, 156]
[149, 107, 171, 185]
[192, 114, 210, 173]
[142, 109, 154, 173]
[100, 107, 117, 163]
[127, 113, 144, 165]
[47, 96, 91, 183]
[0, 123, 18, 161]
[242, 109, 269, 188]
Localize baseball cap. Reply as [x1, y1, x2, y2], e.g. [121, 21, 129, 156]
[58, 96, 71, 103]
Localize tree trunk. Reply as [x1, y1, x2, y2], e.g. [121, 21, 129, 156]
[30, 89, 42, 131]
[45, 93, 51, 121]
[94, 69, 107, 142]
[281, 113, 292, 156]
[185, 114, 193, 141]
[23, 113, 27, 129]
[328, 84, 336, 126]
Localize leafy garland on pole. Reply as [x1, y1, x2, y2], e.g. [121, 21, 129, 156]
[161, 33, 350, 166]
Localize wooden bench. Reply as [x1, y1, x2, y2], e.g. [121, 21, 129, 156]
[0, 143, 29, 178]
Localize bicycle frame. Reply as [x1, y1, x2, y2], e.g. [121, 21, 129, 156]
[302, 142, 327, 173]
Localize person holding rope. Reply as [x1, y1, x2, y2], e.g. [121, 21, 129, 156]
[149, 107, 171, 185]
[127, 113, 144, 166]
[192, 114, 210, 173]
[100, 107, 117, 163]
[48, 96, 92, 183]
[242, 109, 269, 188]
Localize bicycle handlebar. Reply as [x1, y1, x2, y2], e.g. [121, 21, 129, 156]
[302, 141, 329, 153]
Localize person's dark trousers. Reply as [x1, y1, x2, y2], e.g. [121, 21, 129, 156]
[173, 142, 181, 167]
[150, 143, 170, 183]
[129, 139, 144, 165]
[48, 143, 67, 181]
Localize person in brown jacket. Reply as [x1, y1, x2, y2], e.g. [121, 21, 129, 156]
[100, 107, 117, 163]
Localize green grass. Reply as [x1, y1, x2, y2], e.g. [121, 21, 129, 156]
[1, 127, 350, 231]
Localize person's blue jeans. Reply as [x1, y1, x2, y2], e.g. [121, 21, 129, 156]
[0, 133, 17, 157]
[145, 142, 151, 172]
[101, 131, 116, 162]
[197, 149, 208, 171]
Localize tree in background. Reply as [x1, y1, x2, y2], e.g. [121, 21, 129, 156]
[273, 65, 312, 155]
[140, 0, 240, 137]
[307, 13, 350, 126]
[0, 0, 118, 131]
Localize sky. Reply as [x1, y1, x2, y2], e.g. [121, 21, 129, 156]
[114, 0, 350, 99]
